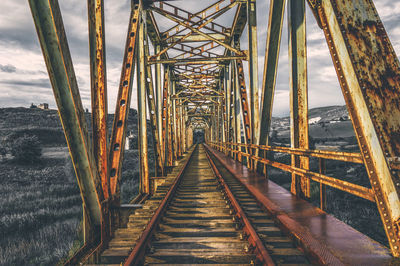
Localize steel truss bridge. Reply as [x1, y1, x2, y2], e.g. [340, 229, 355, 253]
[28, 0, 400, 264]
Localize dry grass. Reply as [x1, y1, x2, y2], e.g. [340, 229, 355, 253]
[0, 107, 144, 265]
[0, 157, 82, 265]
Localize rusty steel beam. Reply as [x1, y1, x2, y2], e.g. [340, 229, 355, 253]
[216, 95, 221, 144]
[313, 0, 400, 255]
[165, 33, 226, 43]
[109, 1, 140, 196]
[88, 0, 109, 199]
[147, 55, 247, 65]
[225, 65, 231, 144]
[254, 154, 375, 202]
[186, 112, 191, 150]
[180, 102, 185, 154]
[167, 78, 174, 166]
[150, 2, 237, 60]
[163, 67, 174, 167]
[233, 56, 242, 162]
[137, 12, 150, 194]
[172, 42, 220, 59]
[247, 0, 259, 148]
[154, 44, 163, 168]
[236, 60, 252, 146]
[220, 91, 226, 144]
[160, 1, 227, 38]
[211, 142, 375, 202]
[288, 0, 310, 199]
[144, 35, 163, 177]
[258, 0, 286, 151]
[152, 5, 243, 57]
[319, 158, 327, 211]
[172, 81, 178, 162]
[228, 60, 235, 158]
[224, 142, 363, 164]
[161, 70, 169, 169]
[29, 0, 103, 225]
[225, 2, 246, 58]
[176, 100, 182, 157]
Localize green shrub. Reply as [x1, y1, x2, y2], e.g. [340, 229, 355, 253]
[10, 135, 42, 163]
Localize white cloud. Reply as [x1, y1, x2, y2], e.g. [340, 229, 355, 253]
[0, 0, 399, 118]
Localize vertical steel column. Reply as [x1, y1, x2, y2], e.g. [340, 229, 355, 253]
[220, 77, 226, 147]
[167, 68, 174, 166]
[319, 158, 327, 210]
[137, 12, 149, 194]
[144, 33, 163, 177]
[172, 82, 178, 162]
[224, 65, 231, 155]
[182, 106, 187, 152]
[188, 126, 193, 147]
[29, 0, 103, 226]
[176, 99, 181, 157]
[313, 0, 400, 255]
[210, 105, 214, 143]
[288, 0, 310, 199]
[213, 104, 217, 144]
[233, 59, 242, 162]
[247, 0, 260, 148]
[161, 70, 169, 170]
[236, 60, 252, 168]
[258, 0, 286, 155]
[228, 61, 235, 158]
[88, 0, 109, 199]
[180, 102, 185, 154]
[154, 44, 163, 168]
[109, 1, 140, 196]
[216, 97, 221, 144]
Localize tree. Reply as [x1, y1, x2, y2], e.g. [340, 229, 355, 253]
[10, 135, 42, 163]
[0, 145, 6, 159]
[309, 136, 316, 150]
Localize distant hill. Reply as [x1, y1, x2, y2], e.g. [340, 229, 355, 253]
[0, 107, 139, 146]
[271, 105, 355, 140]
[307, 105, 348, 122]
[0, 105, 357, 144]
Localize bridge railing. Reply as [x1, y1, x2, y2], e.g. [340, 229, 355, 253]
[209, 141, 374, 210]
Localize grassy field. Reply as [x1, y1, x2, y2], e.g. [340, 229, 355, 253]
[0, 156, 82, 265]
[0, 107, 144, 265]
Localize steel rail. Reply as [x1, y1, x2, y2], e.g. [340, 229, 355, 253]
[123, 145, 197, 265]
[204, 144, 345, 265]
[204, 146, 275, 266]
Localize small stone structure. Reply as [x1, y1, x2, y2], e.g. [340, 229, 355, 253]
[38, 103, 49, 110]
[125, 131, 135, 150]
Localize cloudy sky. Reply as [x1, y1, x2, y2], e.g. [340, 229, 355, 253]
[0, 0, 399, 116]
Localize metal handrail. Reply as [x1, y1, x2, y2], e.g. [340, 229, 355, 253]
[210, 141, 374, 202]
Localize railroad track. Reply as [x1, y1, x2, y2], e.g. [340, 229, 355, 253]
[100, 144, 311, 265]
